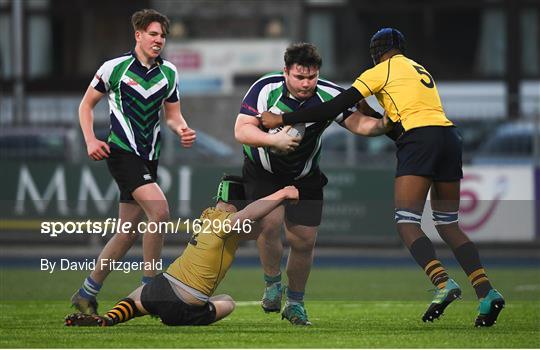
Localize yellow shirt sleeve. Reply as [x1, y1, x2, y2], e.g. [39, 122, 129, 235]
[351, 62, 388, 98]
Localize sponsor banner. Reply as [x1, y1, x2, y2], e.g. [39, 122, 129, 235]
[165, 39, 289, 94]
[423, 166, 536, 242]
[0, 162, 396, 243]
[3, 162, 537, 243]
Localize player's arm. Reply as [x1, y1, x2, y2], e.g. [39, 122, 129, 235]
[343, 111, 393, 136]
[79, 86, 110, 160]
[261, 87, 364, 129]
[234, 113, 300, 152]
[229, 186, 299, 224]
[342, 100, 391, 136]
[163, 101, 196, 148]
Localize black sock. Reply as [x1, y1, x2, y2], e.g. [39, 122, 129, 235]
[409, 236, 449, 288]
[452, 242, 492, 298]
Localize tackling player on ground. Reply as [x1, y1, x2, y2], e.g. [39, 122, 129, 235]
[262, 28, 504, 327]
[65, 176, 299, 326]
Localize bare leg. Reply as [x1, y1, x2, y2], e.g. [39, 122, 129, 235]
[430, 181, 471, 248]
[132, 183, 170, 278]
[89, 202, 144, 284]
[283, 220, 317, 294]
[256, 206, 285, 277]
[394, 175, 432, 248]
[128, 285, 149, 315]
[210, 294, 236, 322]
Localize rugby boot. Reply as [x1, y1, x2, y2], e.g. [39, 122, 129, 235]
[475, 289, 505, 327]
[422, 278, 461, 322]
[281, 302, 312, 326]
[64, 313, 112, 327]
[71, 291, 98, 315]
[261, 282, 283, 313]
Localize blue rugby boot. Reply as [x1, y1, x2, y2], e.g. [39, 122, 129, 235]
[475, 289, 505, 327]
[261, 282, 283, 313]
[281, 302, 312, 326]
[422, 278, 462, 322]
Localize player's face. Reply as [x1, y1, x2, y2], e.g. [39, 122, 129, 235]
[135, 22, 166, 62]
[284, 64, 319, 101]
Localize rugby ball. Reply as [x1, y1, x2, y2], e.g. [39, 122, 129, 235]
[268, 123, 306, 138]
[268, 123, 305, 155]
[264, 106, 305, 155]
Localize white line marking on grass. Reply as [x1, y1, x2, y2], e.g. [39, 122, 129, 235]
[235, 301, 261, 306]
[515, 284, 540, 291]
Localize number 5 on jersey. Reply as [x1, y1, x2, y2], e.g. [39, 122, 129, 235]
[413, 65, 434, 88]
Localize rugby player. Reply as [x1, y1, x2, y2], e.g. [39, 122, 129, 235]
[261, 28, 505, 327]
[72, 9, 196, 314]
[65, 176, 299, 326]
[235, 43, 390, 325]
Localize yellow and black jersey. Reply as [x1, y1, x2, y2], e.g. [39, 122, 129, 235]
[352, 54, 453, 132]
[166, 207, 240, 297]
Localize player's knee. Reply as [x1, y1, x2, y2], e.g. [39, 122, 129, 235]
[149, 206, 170, 223]
[432, 210, 458, 226]
[288, 234, 316, 253]
[394, 208, 423, 226]
[212, 295, 236, 320]
[115, 232, 139, 245]
[259, 221, 282, 239]
[225, 298, 236, 313]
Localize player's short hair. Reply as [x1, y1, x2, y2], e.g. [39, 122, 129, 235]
[369, 28, 406, 64]
[215, 175, 246, 210]
[284, 42, 322, 69]
[131, 9, 170, 35]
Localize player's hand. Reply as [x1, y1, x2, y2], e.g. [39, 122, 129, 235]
[179, 127, 196, 148]
[282, 185, 299, 204]
[261, 111, 283, 129]
[356, 99, 375, 115]
[271, 126, 301, 153]
[86, 138, 110, 161]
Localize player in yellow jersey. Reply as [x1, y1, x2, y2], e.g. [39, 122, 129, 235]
[64, 175, 299, 327]
[260, 28, 504, 327]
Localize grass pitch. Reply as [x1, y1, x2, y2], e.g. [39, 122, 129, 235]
[1, 266, 539, 348]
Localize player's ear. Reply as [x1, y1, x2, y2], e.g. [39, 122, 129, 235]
[283, 66, 289, 76]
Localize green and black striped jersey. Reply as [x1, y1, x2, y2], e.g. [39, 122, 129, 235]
[91, 51, 179, 160]
[240, 72, 353, 179]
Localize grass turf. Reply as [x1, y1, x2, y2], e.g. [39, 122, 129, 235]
[1, 267, 539, 348]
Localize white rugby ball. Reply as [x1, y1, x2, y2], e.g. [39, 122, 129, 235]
[264, 107, 305, 155]
[268, 123, 306, 138]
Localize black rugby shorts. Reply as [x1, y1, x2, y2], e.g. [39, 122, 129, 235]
[140, 273, 216, 326]
[242, 159, 327, 227]
[106, 148, 158, 202]
[395, 126, 463, 181]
